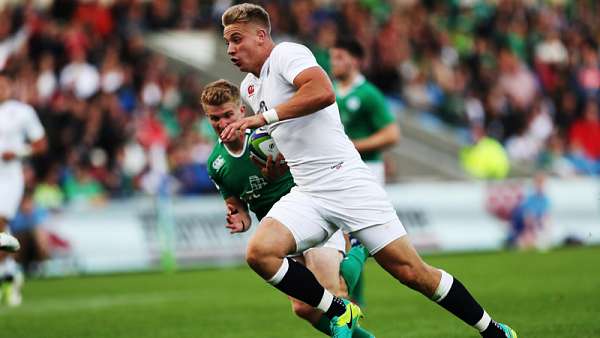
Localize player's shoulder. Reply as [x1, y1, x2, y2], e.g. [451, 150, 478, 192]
[274, 41, 308, 50]
[272, 41, 313, 58]
[207, 143, 227, 176]
[359, 78, 383, 94]
[360, 80, 387, 101]
[0, 100, 34, 112]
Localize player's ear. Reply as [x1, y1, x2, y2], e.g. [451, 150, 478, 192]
[256, 28, 267, 43]
[240, 105, 246, 114]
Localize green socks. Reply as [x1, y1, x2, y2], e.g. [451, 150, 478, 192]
[311, 245, 373, 336]
[340, 245, 369, 298]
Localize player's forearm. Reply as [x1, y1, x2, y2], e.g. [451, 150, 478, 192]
[353, 124, 400, 153]
[30, 137, 48, 156]
[225, 197, 248, 214]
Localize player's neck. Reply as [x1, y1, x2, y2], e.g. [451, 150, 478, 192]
[251, 42, 275, 77]
[223, 133, 246, 154]
[338, 71, 360, 90]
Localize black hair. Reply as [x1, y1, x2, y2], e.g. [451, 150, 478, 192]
[334, 38, 364, 60]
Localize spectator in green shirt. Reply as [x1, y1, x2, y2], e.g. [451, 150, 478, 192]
[461, 125, 510, 180]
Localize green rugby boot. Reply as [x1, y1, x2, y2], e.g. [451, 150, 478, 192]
[330, 299, 363, 338]
[497, 323, 518, 337]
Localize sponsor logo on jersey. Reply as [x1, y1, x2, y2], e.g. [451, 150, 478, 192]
[212, 155, 225, 171]
[347, 96, 361, 111]
[241, 175, 268, 201]
[330, 161, 344, 170]
[248, 85, 255, 97]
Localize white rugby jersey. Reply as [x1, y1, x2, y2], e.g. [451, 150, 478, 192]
[0, 100, 45, 176]
[240, 42, 374, 191]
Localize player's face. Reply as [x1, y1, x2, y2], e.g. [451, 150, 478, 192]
[223, 22, 265, 73]
[330, 48, 355, 80]
[205, 101, 245, 137]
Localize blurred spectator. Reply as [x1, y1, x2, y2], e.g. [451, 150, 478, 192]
[33, 164, 64, 211]
[573, 42, 600, 102]
[62, 158, 107, 207]
[59, 48, 99, 99]
[537, 131, 577, 178]
[505, 97, 553, 163]
[460, 125, 510, 180]
[497, 47, 539, 115]
[36, 53, 57, 104]
[567, 99, 600, 174]
[168, 137, 215, 196]
[9, 189, 50, 276]
[508, 172, 551, 250]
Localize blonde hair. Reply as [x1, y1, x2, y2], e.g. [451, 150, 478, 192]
[222, 3, 271, 33]
[201, 79, 241, 109]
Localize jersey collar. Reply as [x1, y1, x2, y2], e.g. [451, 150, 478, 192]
[335, 73, 365, 98]
[221, 129, 251, 158]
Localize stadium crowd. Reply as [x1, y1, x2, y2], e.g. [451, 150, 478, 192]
[0, 0, 599, 213]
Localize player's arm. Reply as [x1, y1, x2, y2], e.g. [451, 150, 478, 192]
[220, 48, 335, 142]
[207, 167, 252, 234]
[353, 123, 400, 154]
[272, 66, 335, 120]
[1, 136, 47, 161]
[2, 104, 47, 161]
[224, 196, 252, 234]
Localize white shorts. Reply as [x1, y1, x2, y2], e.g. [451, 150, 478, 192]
[0, 175, 24, 220]
[266, 182, 406, 255]
[365, 161, 385, 186]
[289, 229, 346, 257]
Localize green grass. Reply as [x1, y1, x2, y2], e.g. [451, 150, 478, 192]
[0, 246, 599, 338]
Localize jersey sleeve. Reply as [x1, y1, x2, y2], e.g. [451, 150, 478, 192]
[368, 87, 396, 130]
[274, 42, 320, 85]
[22, 104, 45, 141]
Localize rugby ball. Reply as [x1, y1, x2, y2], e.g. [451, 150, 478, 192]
[249, 127, 280, 164]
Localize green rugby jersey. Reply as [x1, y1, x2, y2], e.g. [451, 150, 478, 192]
[335, 74, 396, 162]
[207, 130, 294, 220]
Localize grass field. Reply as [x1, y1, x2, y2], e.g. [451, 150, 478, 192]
[0, 246, 598, 338]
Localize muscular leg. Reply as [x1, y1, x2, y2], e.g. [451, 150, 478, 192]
[246, 217, 361, 335]
[289, 248, 375, 338]
[372, 236, 440, 296]
[289, 248, 344, 326]
[369, 235, 512, 337]
[245, 217, 297, 280]
[246, 217, 345, 311]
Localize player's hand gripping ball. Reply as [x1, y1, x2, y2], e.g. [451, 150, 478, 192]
[249, 127, 280, 165]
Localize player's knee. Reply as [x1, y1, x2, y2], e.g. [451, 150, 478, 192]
[245, 241, 268, 269]
[291, 300, 314, 320]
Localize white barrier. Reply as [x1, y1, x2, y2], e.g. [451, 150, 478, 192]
[42, 178, 599, 274]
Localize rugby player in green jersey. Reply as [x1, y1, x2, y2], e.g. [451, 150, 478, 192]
[330, 38, 400, 186]
[201, 79, 374, 338]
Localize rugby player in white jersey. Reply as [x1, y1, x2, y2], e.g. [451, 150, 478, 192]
[219, 3, 517, 338]
[0, 74, 47, 305]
